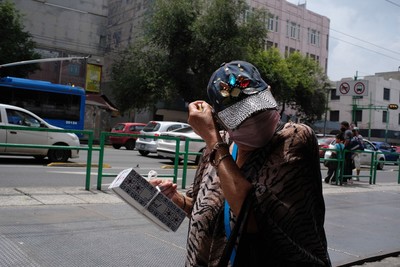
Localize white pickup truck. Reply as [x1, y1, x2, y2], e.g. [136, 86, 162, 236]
[0, 103, 80, 162]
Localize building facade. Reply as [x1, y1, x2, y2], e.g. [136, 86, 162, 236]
[326, 72, 400, 144]
[248, 0, 329, 73]
[11, 0, 331, 133]
[12, 0, 108, 88]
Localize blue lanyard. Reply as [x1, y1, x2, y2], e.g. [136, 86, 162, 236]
[224, 143, 238, 266]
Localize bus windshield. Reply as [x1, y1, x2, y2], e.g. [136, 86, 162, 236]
[0, 77, 85, 131]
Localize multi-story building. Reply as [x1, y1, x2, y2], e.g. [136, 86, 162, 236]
[323, 72, 400, 144]
[12, 0, 108, 88]
[10, 0, 331, 134]
[248, 0, 329, 73]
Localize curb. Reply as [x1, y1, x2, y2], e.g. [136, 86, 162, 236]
[47, 162, 112, 168]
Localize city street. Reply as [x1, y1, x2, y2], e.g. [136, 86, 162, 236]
[0, 147, 199, 189]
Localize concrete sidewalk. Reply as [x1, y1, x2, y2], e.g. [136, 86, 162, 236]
[0, 182, 399, 266]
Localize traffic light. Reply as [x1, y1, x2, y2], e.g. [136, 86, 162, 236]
[388, 104, 399, 110]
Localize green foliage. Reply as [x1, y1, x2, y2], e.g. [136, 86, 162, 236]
[110, 0, 327, 121]
[251, 48, 328, 122]
[111, 0, 268, 112]
[0, 0, 40, 77]
[110, 42, 174, 112]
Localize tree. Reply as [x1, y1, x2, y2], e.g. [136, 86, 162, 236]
[286, 52, 329, 122]
[111, 41, 174, 112]
[250, 48, 328, 123]
[111, 0, 268, 112]
[0, 0, 40, 77]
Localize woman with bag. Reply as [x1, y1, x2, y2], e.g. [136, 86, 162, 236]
[155, 61, 331, 266]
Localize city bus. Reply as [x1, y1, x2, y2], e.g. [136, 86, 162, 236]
[0, 77, 86, 134]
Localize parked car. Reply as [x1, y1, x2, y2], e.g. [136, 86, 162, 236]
[135, 121, 189, 156]
[157, 127, 205, 164]
[317, 136, 335, 158]
[324, 139, 386, 170]
[109, 122, 146, 150]
[0, 103, 80, 162]
[371, 141, 399, 163]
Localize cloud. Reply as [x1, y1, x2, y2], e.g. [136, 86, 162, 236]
[286, 0, 400, 80]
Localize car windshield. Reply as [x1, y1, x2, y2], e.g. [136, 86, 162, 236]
[171, 127, 193, 133]
[143, 122, 160, 132]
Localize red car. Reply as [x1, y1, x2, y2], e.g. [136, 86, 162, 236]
[109, 122, 146, 150]
[317, 136, 335, 158]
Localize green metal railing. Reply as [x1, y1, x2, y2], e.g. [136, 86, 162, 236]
[96, 132, 205, 190]
[3, 124, 398, 191]
[0, 125, 97, 190]
[321, 147, 400, 184]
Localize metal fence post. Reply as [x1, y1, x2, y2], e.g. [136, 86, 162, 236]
[84, 131, 94, 190]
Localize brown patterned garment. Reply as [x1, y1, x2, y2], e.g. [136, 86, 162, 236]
[185, 122, 331, 267]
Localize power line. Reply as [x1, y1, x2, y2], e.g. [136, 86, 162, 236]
[330, 28, 400, 57]
[330, 35, 400, 62]
[385, 0, 400, 8]
[252, 0, 400, 62]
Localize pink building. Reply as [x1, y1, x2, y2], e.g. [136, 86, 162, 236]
[248, 0, 330, 73]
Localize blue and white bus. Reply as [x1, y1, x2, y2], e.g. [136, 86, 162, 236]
[0, 77, 86, 133]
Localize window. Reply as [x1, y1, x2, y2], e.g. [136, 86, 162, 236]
[68, 64, 80, 76]
[0, 86, 81, 121]
[382, 111, 387, 123]
[308, 28, 320, 46]
[287, 21, 300, 40]
[244, 9, 251, 23]
[330, 89, 340, 100]
[266, 41, 275, 50]
[330, 110, 339, 121]
[355, 110, 362, 122]
[268, 15, 278, 32]
[398, 113, 400, 125]
[383, 88, 390, 101]
[6, 109, 41, 127]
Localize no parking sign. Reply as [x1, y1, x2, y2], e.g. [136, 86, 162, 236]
[336, 80, 369, 96]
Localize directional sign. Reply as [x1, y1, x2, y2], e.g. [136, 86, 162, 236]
[336, 80, 369, 96]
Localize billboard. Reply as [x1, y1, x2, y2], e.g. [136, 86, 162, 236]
[85, 63, 102, 93]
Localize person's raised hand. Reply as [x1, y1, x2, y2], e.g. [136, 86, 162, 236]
[188, 101, 222, 148]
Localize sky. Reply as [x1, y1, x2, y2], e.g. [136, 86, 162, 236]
[286, 0, 400, 81]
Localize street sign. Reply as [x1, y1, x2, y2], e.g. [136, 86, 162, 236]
[336, 80, 369, 96]
[388, 104, 399, 110]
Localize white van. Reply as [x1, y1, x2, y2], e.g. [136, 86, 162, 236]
[0, 104, 80, 162]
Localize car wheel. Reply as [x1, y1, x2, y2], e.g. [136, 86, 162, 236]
[48, 148, 70, 162]
[125, 139, 136, 150]
[112, 144, 121, 149]
[138, 150, 149, 156]
[377, 158, 385, 170]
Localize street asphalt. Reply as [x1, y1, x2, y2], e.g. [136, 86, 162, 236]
[0, 168, 399, 266]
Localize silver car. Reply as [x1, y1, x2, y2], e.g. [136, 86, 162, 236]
[324, 139, 386, 170]
[135, 121, 189, 156]
[157, 127, 205, 164]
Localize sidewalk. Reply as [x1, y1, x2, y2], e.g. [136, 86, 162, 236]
[0, 182, 399, 266]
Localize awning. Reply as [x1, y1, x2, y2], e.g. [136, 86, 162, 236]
[86, 94, 120, 116]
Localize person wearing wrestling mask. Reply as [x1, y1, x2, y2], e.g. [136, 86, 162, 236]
[152, 61, 331, 267]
